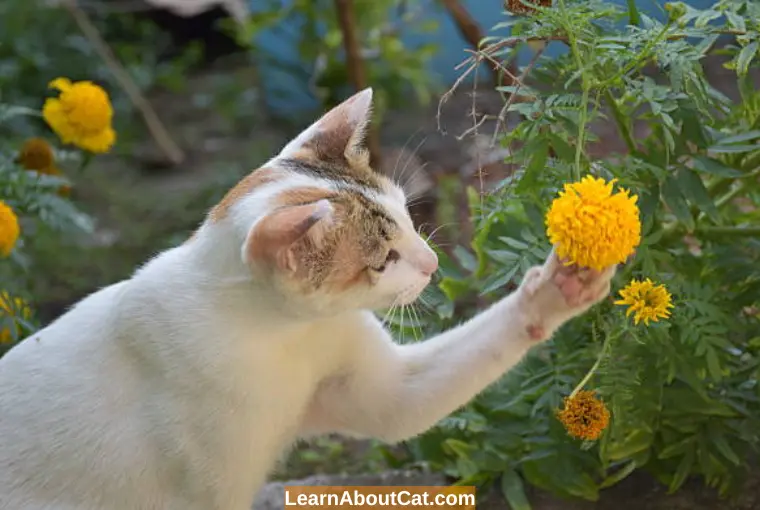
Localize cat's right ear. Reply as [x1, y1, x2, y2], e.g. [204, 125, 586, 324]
[243, 199, 333, 274]
[277, 88, 373, 161]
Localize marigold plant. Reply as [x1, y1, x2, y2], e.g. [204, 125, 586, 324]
[1, 77, 106, 355]
[398, 0, 760, 505]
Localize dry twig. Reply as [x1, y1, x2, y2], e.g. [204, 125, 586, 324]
[62, 0, 185, 165]
[334, 0, 382, 168]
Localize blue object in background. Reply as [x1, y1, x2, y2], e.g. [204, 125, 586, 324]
[249, 0, 720, 116]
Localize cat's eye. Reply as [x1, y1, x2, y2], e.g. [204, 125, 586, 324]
[372, 249, 400, 273]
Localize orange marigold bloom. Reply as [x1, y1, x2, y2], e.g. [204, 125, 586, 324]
[556, 390, 610, 441]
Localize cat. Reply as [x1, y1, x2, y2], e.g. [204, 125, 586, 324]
[0, 88, 615, 510]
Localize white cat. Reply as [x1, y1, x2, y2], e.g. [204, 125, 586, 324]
[0, 88, 615, 510]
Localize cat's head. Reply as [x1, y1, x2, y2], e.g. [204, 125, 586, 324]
[213, 88, 437, 315]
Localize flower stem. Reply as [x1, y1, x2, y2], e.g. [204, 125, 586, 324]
[558, 0, 590, 180]
[569, 314, 617, 399]
[575, 85, 590, 180]
[604, 88, 637, 155]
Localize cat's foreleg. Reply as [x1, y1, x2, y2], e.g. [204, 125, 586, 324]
[302, 249, 614, 442]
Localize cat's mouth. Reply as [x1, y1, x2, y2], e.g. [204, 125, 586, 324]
[396, 280, 430, 306]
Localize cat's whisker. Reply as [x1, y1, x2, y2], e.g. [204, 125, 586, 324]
[380, 297, 401, 328]
[426, 222, 459, 243]
[408, 304, 423, 341]
[396, 137, 428, 188]
[391, 129, 424, 183]
[400, 161, 431, 195]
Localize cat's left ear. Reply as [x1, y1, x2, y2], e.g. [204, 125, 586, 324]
[244, 199, 334, 274]
[278, 88, 373, 161]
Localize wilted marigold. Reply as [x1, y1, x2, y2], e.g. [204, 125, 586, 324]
[42, 78, 116, 153]
[18, 138, 57, 173]
[615, 278, 674, 325]
[17, 138, 71, 196]
[0, 201, 20, 257]
[546, 175, 641, 271]
[0, 292, 31, 344]
[556, 390, 610, 441]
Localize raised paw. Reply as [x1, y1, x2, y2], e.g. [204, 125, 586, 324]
[518, 248, 616, 342]
[554, 263, 615, 308]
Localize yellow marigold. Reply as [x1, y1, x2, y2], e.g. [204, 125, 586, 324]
[615, 278, 674, 325]
[556, 390, 610, 441]
[545, 175, 641, 270]
[42, 78, 116, 153]
[0, 201, 20, 257]
[0, 292, 31, 344]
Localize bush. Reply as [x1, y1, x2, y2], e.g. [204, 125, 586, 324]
[390, 0, 760, 506]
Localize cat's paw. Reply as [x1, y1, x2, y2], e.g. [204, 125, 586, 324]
[518, 248, 615, 342]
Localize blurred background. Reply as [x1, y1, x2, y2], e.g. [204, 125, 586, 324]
[1, 0, 759, 508]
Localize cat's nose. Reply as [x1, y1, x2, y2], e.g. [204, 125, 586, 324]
[418, 250, 438, 277]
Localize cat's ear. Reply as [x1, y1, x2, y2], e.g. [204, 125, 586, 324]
[278, 88, 373, 161]
[244, 199, 334, 273]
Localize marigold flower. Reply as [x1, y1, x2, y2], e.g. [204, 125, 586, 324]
[545, 175, 641, 270]
[18, 138, 56, 173]
[556, 390, 610, 441]
[0, 292, 31, 344]
[0, 201, 20, 257]
[42, 78, 116, 153]
[615, 278, 674, 325]
[17, 138, 72, 196]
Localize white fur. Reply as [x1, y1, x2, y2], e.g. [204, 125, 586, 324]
[0, 88, 615, 510]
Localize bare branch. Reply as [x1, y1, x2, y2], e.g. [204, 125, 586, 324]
[62, 0, 185, 166]
[334, 0, 382, 169]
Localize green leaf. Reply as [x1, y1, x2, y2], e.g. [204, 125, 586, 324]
[692, 156, 742, 177]
[547, 133, 575, 162]
[625, 0, 640, 26]
[517, 140, 548, 194]
[501, 469, 532, 510]
[439, 277, 471, 301]
[0, 104, 40, 123]
[453, 246, 478, 272]
[604, 429, 654, 461]
[716, 130, 760, 145]
[481, 265, 519, 295]
[600, 461, 637, 489]
[676, 167, 719, 222]
[668, 449, 695, 494]
[658, 436, 695, 460]
[661, 175, 694, 231]
[724, 11, 746, 32]
[709, 144, 759, 154]
[735, 41, 758, 77]
[444, 438, 474, 459]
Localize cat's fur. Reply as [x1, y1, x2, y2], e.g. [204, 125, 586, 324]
[0, 88, 615, 510]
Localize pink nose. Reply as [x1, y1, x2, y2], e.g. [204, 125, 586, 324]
[418, 251, 439, 276]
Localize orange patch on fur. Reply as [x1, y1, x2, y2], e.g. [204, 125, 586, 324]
[209, 167, 281, 222]
[275, 187, 336, 208]
[329, 239, 369, 291]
